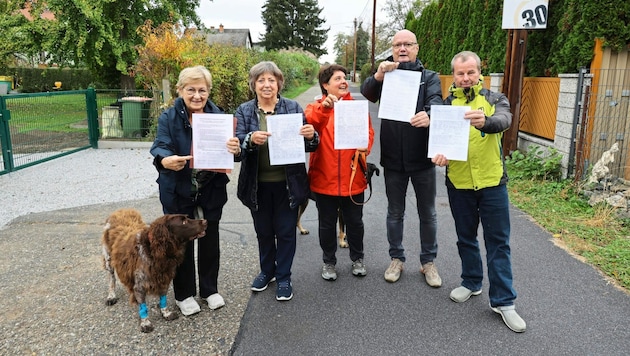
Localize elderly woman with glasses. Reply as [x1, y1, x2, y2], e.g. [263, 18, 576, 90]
[150, 65, 241, 316]
[235, 61, 319, 301]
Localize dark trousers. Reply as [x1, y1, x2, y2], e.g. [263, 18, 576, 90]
[173, 220, 220, 300]
[251, 181, 298, 282]
[384, 167, 438, 264]
[314, 192, 365, 265]
[160, 175, 227, 301]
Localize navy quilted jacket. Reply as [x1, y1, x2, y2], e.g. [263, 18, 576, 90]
[150, 97, 229, 218]
[235, 96, 319, 211]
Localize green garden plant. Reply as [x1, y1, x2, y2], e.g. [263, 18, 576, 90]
[507, 147, 630, 292]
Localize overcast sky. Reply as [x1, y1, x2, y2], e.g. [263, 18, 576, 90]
[196, 0, 385, 63]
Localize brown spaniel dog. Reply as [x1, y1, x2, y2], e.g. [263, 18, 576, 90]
[101, 209, 207, 332]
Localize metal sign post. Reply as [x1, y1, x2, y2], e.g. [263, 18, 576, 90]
[500, 0, 548, 156]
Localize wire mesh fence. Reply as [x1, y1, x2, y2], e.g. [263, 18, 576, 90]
[0, 89, 161, 175]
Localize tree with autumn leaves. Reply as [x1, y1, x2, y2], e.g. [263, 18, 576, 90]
[133, 20, 251, 112]
[133, 21, 318, 113]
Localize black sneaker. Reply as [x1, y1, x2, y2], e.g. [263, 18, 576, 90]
[276, 280, 293, 301]
[251, 272, 276, 292]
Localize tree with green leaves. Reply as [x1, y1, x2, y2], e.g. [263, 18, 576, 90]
[260, 0, 328, 58]
[381, 0, 431, 38]
[333, 33, 353, 67]
[39, 0, 204, 89]
[0, 1, 57, 71]
[332, 21, 369, 70]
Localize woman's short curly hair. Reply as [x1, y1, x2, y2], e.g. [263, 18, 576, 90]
[317, 64, 348, 95]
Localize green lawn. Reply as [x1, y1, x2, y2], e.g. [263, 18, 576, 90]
[508, 175, 630, 292]
[4, 91, 123, 133]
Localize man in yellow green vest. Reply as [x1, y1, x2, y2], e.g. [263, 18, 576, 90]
[432, 51, 526, 333]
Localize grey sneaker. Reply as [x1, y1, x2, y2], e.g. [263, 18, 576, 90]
[322, 264, 337, 281]
[351, 259, 367, 276]
[491, 304, 527, 333]
[450, 286, 482, 303]
[384, 258, 404, 283]
[420, 262, 442, 287]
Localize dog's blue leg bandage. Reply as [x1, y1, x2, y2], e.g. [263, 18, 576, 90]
[159, 295, 167, 309]
[139, 303, 148, 319]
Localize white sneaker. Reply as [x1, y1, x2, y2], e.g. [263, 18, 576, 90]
[206, 293, 225, 310]
[491, 304, 527, 333]
[450, 286, 482, 303]
[175, 296, 201, 316]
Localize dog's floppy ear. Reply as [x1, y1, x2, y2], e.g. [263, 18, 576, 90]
[148, 217, 172, 257]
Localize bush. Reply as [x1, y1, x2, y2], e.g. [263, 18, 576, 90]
[506, 145, 562, 181]
[253, 50, 319, 95]
[10, 67, 101, 92]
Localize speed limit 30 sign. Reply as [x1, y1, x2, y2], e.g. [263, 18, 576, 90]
[502, 0, 549, 29]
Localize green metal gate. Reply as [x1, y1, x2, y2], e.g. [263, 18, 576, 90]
[0, 89, 99, 175]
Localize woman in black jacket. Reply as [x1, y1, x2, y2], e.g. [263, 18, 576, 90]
[235, 61, 319, 301]
[150, 65, 241, 316]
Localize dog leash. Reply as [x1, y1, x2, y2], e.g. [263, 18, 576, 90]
[349, 150, 372, 205]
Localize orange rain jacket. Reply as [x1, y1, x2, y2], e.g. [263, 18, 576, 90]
[305, 92, 375, 197]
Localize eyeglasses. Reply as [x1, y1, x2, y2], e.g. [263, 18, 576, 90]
[392, 42, 417, 49]
[184, 87, 209, 97]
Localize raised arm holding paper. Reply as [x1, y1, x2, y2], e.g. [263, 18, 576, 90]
[360, 29, 444, 287]
[305, 64, 375, 280]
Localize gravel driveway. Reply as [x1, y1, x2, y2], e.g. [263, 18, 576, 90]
[0, 147, 258, 355]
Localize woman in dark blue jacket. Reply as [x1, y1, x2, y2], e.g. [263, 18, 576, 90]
[150, 65, 241, 316]
[235, 61, 319, 301]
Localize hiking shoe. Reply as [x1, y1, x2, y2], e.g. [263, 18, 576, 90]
[352, 259, 367, 276]
[420, 262, 442, 287]
[384, 258, 404, 282]
[251, 272, 276, 292]
[491, 304, 527, 333]
[322, 264, 337, 281]
[206, 293, 225, 310]
[450, 286, 482, 303]
[175, 296, 201, 316]
[276, 280, 293, 301]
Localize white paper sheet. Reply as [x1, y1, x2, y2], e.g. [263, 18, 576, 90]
[427, 105, 471, 161]
[334, 100, 369, 149]
[191, 113, 234, 169]
[377, 70, 422, 122]
[266, 113, 306, 165]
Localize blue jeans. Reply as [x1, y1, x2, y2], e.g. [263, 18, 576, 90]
[251, 181, 298, 283]
[384, 167, 437, 264]
[447, 184, 516, 307]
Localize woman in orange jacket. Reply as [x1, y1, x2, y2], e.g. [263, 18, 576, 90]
[305, 64, 375, 281]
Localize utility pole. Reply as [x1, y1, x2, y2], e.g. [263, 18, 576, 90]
[352, 18, 357, 82]
[501, 29, 528, 157]
[371, 0, 376, 73]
